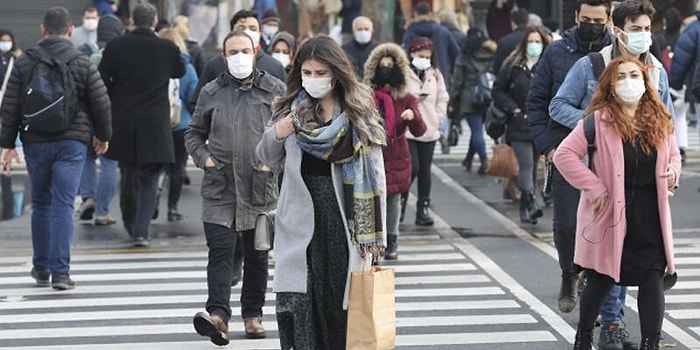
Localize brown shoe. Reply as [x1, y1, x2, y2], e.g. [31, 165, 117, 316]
[244, 316, 266, 339]
[193, 312, 229, 346]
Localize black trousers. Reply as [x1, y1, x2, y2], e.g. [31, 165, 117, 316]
[203, 223, 268, 323]
[119, 162, 164, 239]
[408, 139, 436, 202]
[166, 129, 188, 210]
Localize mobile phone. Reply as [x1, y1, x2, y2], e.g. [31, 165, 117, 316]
[419, 93, 429, 96]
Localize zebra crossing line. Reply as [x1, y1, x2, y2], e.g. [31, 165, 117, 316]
[0, 235, 563, 349]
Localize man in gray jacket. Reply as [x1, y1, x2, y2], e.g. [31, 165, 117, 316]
[185, 30, 285, 346]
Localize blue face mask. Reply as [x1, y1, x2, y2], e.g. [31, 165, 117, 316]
[526, 42, 543, 57]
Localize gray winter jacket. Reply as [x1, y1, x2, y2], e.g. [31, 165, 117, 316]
[184, 69, 285, 230]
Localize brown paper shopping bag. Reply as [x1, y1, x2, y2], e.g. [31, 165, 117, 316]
[346, 266, 396, 350]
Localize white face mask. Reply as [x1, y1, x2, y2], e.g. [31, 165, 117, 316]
[272, 52, 290, 67]
[261, 24, 278, 38]
[302, 76, 334, 99]
[412, 56, 431, 71]
[83, 18, 98, 32]
[618, 30, 652, 55]
[616, 78, 646, 104]
[354, 30, 372, 44]
[243, 29, 260, 48]
[226, 53, 254, 79]
[0, 41, 12, 53]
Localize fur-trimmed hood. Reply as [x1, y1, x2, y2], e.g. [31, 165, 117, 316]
[404, 14, 438, 29]
[363, 42, 411, 98]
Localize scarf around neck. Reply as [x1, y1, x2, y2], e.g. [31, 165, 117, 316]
[291, 92, 384, 254]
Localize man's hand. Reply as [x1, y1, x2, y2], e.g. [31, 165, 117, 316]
[93, 137, 109, 155]
[0, 148, 20, 174]
[275, 113, 295, 140]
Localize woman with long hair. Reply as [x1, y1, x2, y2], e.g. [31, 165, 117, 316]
[554, 56, 680, 350]
[364, 42, 426, 260]
[492, 26, 550, 224]
[0, 28, 21, 101]
[256, 35, 386, 350]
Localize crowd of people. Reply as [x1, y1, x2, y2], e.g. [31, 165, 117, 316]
[0, 0, 692, 349]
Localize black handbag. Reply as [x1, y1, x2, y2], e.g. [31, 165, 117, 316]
[485, 101, 507, 140]
[447, 118, 461, 146]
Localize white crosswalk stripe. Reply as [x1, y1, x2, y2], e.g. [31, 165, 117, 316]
[0, 236, 561, 349]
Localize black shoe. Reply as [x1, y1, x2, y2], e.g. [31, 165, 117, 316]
[133, 237, 150, 247]
[598, 323, 625, 350]
[384, 234, 398, 260]
[51, 274, 75, 290]
[462, 155, 473, 172]
[152, 208, 159, 220]
[183, 175, 191, 186]
[557, 274, 579, 313]
[193, 312, 229, 346]
[574, 328, 594, 350]
[415, 200, 434, 226]
[167, 209, 183, 222]
[680, 148, 686, 166]
[477, 158, 488, 175]
[31, 267, 50, 287]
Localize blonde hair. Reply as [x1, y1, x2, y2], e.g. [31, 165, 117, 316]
[158, 27, 187, 53]
[172, 15, 191, 39]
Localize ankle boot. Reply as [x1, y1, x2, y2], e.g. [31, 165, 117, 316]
[639, 336, 659, 350]
[477, 156, 488, 175]
[399, 193, 408, 223]
[462, 154, 474, 172]
[573, 328, 593, 350]
[525, 192, 543, 224]
[415, 199, 434, 226]
[519, 194, 530, 223]
[385, 234, 398, 260]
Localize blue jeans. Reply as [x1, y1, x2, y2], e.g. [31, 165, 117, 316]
[552, 166, 625, 323]
[464, 113, 487, 160]
[79, 145, 118, 216]
[24, 140, 86, 275]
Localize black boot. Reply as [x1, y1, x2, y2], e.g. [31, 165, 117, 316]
[639, 336, 659, 350]
[525, 192, 543, 225]
[399, 193, 408, 223]
[477, 156, 488, 175]
[519, 194, 530, 224]
[462, 154, 473, 172]
[574, 328, 593, 350]
[385, 234, 398, 260]
[415, 199, 434, 226]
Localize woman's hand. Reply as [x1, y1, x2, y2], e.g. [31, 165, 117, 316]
[400, 109, 415, 121]
[661, 168, 676, 189]
[275, 113, 295, 140]
[593, 191, 608, 212]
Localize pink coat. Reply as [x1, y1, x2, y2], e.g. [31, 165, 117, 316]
[553, 110, 681, 282]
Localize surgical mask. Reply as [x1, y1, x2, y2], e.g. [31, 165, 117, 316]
[83, 18, 98, 32]
[578, 22, 606, 42]
[354, 30, 372, 44]
[272, 52, 290, 67]
[411, 56, 431, 71]
[616, 78, 646, 104]
[261, 24, 278, 38]
[302, 76, 334, 99]
[526, 42, 543, 57]
[226, 53, 254, 79]
[0, 41, 12, 53]
[619, 30, 652, 55]
[243, 29, 260, 48]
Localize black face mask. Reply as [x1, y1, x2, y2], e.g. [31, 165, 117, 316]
[373, 66, 404, 88]
[578, 22, 606, 42]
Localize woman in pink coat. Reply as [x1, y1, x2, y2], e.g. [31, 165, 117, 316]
[553, 56, 681, 350]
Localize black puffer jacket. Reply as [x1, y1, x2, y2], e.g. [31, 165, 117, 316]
[492, 57, 534, 142]
[0, 37, 111, 148]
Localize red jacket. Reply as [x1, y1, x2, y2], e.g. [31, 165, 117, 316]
[381, 93, 426, 195]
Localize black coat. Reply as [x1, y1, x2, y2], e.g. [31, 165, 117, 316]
[492, 57, 534, 142]
[0, 37, 112, 148]
[98, 27, 185, 164]
[341, 39, 379, 79]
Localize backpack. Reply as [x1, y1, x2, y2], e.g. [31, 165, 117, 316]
[588, 52, 605, 80]
[470, 71, 496, 108]
[583, 113, 596, 171]
[21, 46, 80, 135]
[168, 78, 182, 127]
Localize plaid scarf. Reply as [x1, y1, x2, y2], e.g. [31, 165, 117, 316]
[291, 92, 384, 253]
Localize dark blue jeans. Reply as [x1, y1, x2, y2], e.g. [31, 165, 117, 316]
[463, 113, 487, 160]
[79, 143, 118, 216]
[552, 166, 625, 323]
[24, 140, 86, 275]
[204, 223, 268, 323]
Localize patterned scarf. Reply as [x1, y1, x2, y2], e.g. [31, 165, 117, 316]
[291, 92, 384, 253]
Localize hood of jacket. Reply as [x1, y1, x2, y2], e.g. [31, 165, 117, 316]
[97, 14, 124, 48]
[37, 37, 81, 61]
[405, 14, 440, 33]
[560, 25, 613, 54]
[363, 42, 411, 99]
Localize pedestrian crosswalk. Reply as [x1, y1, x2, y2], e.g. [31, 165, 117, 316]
[2, 231, 699, 349]
[0, 234, 562, 349]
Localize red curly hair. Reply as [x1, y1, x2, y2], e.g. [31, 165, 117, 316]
[583, 56, 673, 155]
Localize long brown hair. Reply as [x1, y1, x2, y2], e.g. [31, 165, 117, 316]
[272, 35, 384, 144]
[583, 56, 673, 154]
[504, 26, 550, 67]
